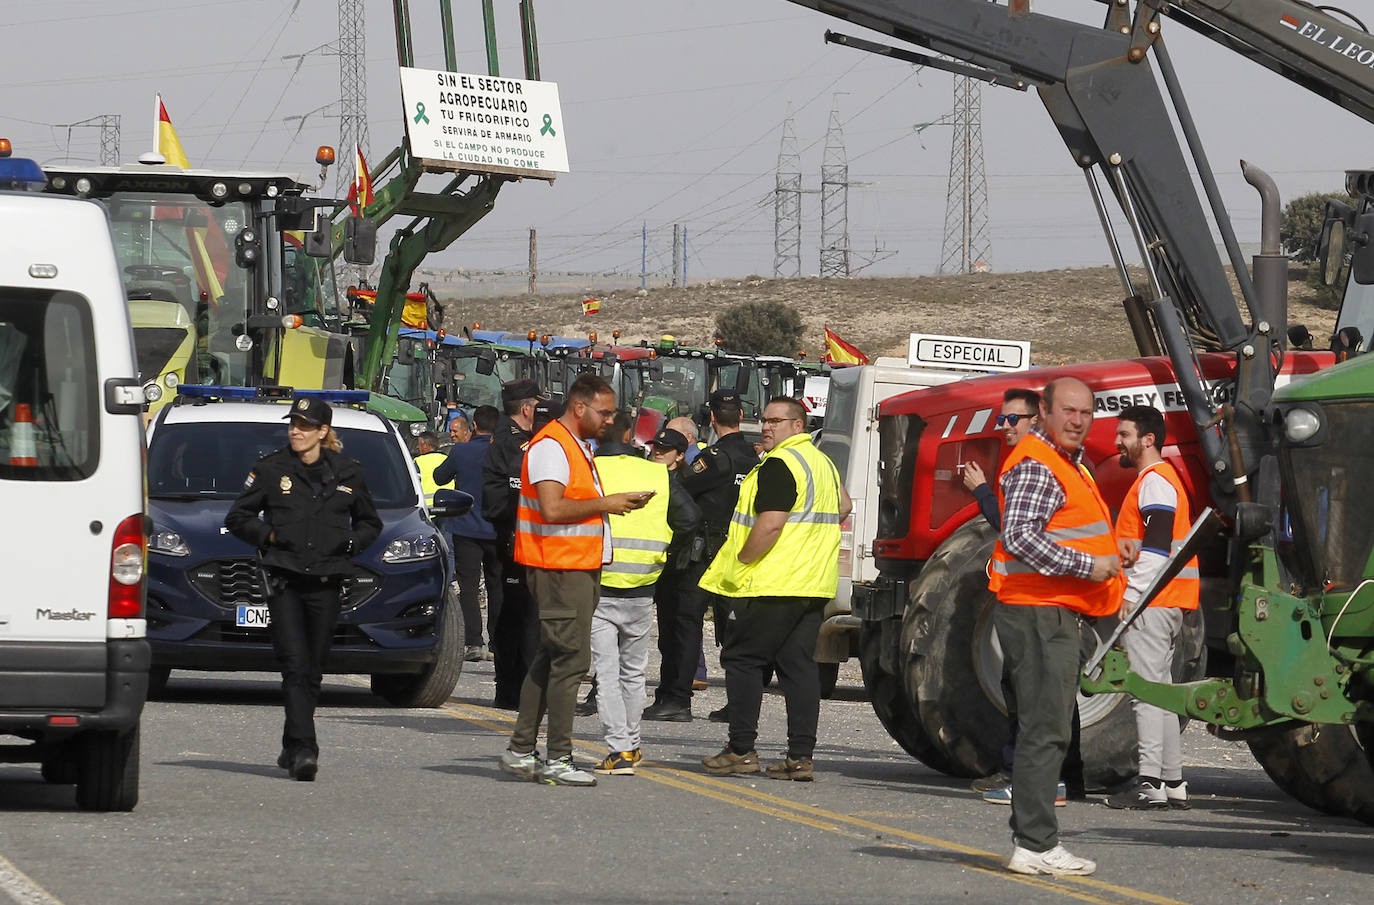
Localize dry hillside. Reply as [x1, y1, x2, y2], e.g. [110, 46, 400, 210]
[434, 266, 1338, 366]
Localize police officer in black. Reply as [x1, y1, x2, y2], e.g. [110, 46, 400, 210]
[643, 389, 760, 721]
[225, 397, 381, 781]
[480, 377, 544, 709]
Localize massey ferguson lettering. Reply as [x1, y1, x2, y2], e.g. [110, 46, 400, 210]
[1285, 17, 1374, 69]
[36, 608, 97, 621]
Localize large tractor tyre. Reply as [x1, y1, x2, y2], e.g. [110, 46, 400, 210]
[901, 520, 1204, 789]
[857, 621, 957, 772]
[371, 589, 464, 708]
[75, 724, 140, 812]
[1248, 722, 1374, 824]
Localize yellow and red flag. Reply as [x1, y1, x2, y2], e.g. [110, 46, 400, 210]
[581, 298, 601, 316]
[346, 144, 374, 216]
[153, 95, 227, 304]
[823, 324, 869, 365]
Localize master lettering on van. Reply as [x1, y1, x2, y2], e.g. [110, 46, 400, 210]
[35, 608, 98, 621]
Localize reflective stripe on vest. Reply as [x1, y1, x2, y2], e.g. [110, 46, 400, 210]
[596, 455, 672, 589]
[700, 432, 842, 599]
[1116, 460, 1200, 610]
[513, 420, 605, 570]
[988, 433, 1126, 617]
[415, 451, 453, 508]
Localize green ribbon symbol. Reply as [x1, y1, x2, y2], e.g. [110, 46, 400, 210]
[540, 114, 555, 137]
[413, 102, 430, 125]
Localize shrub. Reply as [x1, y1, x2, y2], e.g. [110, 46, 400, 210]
[715, 300, 803, 356]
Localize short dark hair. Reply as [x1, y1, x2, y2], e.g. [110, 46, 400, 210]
[765, 396, 806, 422]
[1003, 388, 1040, 412]
[473, 405, 499, 433]
[1119, 404, 1167, 447]
[417, 430, 439, 447]
[709, 396, 742, 428]
[567, 372, 614, 405]
[603, 409, 635, 444]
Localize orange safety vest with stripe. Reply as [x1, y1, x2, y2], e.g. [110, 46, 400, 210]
[988, 433, 1125, 617]
[1115, 460, 1200, 610]
[513, 419, 605, 571]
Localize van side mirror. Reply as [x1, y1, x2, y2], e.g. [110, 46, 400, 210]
[734, 366, 751, 393]
[343, 216, 377, 265]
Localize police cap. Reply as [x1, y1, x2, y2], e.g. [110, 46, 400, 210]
[709, 389, 742, 410]
[501, 377, 547, 405]
[283, 396, 333, 427]
[651, 427, 688, 454]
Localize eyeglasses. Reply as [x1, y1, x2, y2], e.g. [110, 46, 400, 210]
[996, 413, 1031, 427]
[761, 417, 800, 426]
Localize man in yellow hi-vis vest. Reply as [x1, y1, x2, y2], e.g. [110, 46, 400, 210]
[414, 431, 453, 509]
[589, 412, 701, 776]
[699, 396, 851, 782]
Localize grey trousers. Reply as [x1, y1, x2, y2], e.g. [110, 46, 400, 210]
[993, 603, 1079, 853]
[510, 567, 600, 761]
[590, 592, 655, 753]
[1123, 606, 1185, 782]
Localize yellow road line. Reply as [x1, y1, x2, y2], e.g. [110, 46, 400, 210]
[0, 851, 65, 905]
[442, 699, 1193, 905]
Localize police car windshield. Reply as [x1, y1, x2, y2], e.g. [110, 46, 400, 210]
[148, 420, 417, 507]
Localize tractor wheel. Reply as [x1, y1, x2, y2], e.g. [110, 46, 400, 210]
[858, 621, 954, 770]
[1248, 722, 1374, 824]
[901, 519, 1195, 789]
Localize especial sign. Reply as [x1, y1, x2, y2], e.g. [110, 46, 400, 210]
[399, 67, 569, 179]
[907, 333, 1031, 373]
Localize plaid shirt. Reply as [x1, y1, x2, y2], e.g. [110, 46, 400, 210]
[999, 426, 1095, 580]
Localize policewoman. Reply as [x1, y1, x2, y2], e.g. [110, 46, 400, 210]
[699, 396, 851, 782]
[225, 396, 382, 781]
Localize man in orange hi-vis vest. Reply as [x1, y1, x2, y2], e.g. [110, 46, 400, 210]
[988, 376, 1124, 878]
[496, 373, 653, 788]
[1107, 405, 1198, 812]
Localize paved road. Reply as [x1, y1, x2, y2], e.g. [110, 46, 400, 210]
[0, 660, 1369, 905]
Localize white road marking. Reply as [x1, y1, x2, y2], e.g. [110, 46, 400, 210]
[0, 854, 63, 905]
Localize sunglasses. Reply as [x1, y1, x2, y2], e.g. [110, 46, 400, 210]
[995, 413, 1031, 427]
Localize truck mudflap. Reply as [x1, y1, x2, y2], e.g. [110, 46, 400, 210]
[0, 639, 149, 736]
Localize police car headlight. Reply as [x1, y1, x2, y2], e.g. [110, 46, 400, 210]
[382, 535, 440, 563]
[150, 529, 190, 557]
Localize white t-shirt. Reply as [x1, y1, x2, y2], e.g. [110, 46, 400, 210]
[1123, 469, 1177, 606]
[527, 434, 611, 564]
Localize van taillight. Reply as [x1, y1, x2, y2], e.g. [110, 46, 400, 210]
[109, 513, 147, 619]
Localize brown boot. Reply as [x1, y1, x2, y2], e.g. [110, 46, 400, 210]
[765, 756, 814, 782]
[701, 747, 760, 775]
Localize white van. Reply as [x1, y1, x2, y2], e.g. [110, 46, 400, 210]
[0, 159, 148, 810]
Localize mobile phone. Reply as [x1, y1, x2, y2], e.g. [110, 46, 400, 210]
[640, 490, 657, 500]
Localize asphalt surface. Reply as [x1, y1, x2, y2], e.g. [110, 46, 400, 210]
[0, 656, 1370, 905]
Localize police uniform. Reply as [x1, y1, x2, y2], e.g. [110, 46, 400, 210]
[224, 397, 382, 778]
[480, 380, 543, 708]
[644, 401, 759, 718]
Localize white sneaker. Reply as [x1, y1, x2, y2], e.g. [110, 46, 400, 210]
[1006, 844, 1097, 876]
[1165, 780, 1190, 810]
[538, 755, 598, 787]
[498, 747, 541, 780]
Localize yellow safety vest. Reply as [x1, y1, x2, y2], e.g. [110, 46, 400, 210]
[596, 455, 673, 590]
[700, 432, 842, 599]
[415, 451, 454, 508]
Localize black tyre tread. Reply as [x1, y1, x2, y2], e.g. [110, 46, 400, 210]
[373, 588, 464, 708]
[147, 667, 171, 699]
[75, 725, 139, 812]
[858, 622, 956, 770]
[903, 520, 1007, 778]
[1248, 722, 1374, 824]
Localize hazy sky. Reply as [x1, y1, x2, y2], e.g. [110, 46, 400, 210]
[5, 0, 1371, 281]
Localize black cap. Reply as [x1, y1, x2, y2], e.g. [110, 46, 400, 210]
[283, 396, 332, 427]
[710, 389, 742, 407]
[651, 427, 688, 454]
[501, 377, 547, 405]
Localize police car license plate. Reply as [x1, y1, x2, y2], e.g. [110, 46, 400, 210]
[235, 605, 271, 628]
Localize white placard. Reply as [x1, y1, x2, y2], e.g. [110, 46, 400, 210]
[398, 67, 569, 178]
[907, 333, 1030, 373]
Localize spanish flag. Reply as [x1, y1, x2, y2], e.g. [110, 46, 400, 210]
[154, 95, 226, 305]
[346, 144, 374, 216]
[582, 298, 601, 316]
[823, 324, 869, 365]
